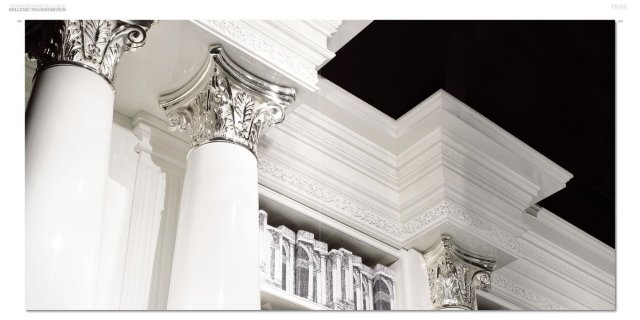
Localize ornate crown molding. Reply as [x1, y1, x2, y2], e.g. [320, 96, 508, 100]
[423, 235, 496, 310]
[490, 273, 567, 310]
[403, 200, 522, 253]
[26, 20, 154, 84]
[256, 152, 403, 239]
[160, 45, 295, 156]
[196, 20, 326, 91]
[517, 235, 616, 298]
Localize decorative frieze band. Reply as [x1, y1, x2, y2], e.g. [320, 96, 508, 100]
[26, 20, 154, 84]
[256, 153, 403, 238]
[161, 45, 295, 156]
[203, 20, 319, 87]
[517, 237, 616, 298]
[490, 273, 567, 310]
[403, 200, 521, 252]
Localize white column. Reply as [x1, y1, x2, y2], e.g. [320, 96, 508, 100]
[25, 20, 152, 309]
[167, 142, 259, 309]
[161, 45, 295, 310]
[26, 66, 114, 309]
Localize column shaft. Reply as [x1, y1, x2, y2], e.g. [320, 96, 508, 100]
[167, 142, 260, 309]
[26, 66, 114, 309]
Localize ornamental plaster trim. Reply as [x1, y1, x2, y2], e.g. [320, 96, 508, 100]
[256, 151, 522, 253]
[200, 20, 319, 88]
[256, 152, 403, 239]
[403, 200, 521, 253]
[517, 235, 616, 298]
[490, 273, 567, 310]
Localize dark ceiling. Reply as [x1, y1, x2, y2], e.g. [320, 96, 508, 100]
[320, 20, 615, 248]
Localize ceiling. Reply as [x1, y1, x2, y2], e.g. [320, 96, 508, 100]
[320, 20, 615, 248]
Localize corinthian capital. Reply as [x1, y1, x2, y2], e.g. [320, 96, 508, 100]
[160, 45, 296, 156]
[423, 235, 496, 310]
[26, 20, 154, 83]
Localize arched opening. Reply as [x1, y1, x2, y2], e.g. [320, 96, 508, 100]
[373, 279, 391, 310]
[296, 248, 310, 298]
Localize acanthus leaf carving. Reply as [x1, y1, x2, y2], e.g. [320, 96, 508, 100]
[424, 235, 496, 310]
[162, 45, 295, 156]
[26, 20, 153, 83]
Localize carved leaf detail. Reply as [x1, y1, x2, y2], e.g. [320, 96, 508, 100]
[162, 52, 293, 155]
[26, 20, 150, 83]
[83, 20, 111, 62]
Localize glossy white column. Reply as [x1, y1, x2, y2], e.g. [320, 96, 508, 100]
[25, 20, 152, 309]
[26, 66, 113, 309]
[167, 142, 259, 309]
[161, 46, 295, 310]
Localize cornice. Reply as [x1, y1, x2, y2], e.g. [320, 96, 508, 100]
[285, 105, 398, 184]
[517, 232, 616, 302]
[500, 260, 613, 310]
[317, 78, 397, 138]
[536, 208, 615, 267]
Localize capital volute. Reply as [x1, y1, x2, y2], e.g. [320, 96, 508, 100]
[26, 20, 154, 84]
[160, 45, 296, 156]
[423, 235, 496, 310]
